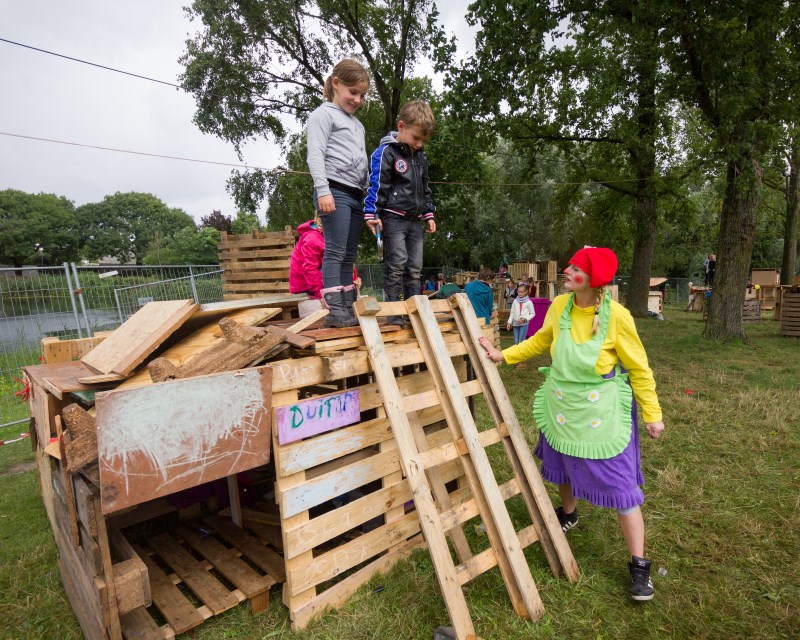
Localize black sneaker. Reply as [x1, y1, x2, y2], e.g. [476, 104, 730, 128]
[555, 506, 579, 533]
[628, 556, 655, 601]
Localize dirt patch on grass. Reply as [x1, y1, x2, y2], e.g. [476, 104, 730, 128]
[0, 461, 37, 477]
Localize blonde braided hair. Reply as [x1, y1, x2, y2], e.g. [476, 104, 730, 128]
[592, 286, 607, 335]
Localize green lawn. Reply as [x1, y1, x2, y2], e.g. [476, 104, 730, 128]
[1, 306, 798, 639]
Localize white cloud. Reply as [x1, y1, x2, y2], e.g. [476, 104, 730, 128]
[0, 0, 475, 221]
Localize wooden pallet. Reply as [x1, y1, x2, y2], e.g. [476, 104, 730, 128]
[219, 229, 296, 300]
[780, 291, 800, 337]
[122, 516, 281, 637]
[355, 294, 578, 640]
[742, 299, 761, 323]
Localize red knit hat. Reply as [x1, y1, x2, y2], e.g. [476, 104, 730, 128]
[568, 247, 618, 288]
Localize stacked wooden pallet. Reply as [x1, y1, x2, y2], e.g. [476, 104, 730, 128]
[219, 227, 296, 300]
[780, 287, 800, 337]
[742, 299, 761, 323]
[509, 262, 538, 282]
[26, 295, 503, 637]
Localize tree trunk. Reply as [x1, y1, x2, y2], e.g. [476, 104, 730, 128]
[781, 134, 799, 286]
[625, 38, 659, 318]
[703, 156, 762, 341]
[627, 186, 658, 317]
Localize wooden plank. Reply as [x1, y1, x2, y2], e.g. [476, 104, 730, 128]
[41, 334, 110, 365]
[219, 248, 294, 260]
[450, 293, 580, 582]
[406, 294, 544, 621]
[148, 533, 240, 615]
[222, 269, 291, 281]
[276, 388, 361, 445]
[218, 236, 295, 249]
[205, 516, 286, 582]
[354, 298, 477, 640]
[54, 415, 81, 547]
[62, 403, 98, 472]
[83, 300, 199, 376]
[175, 526, 272, 598]
[78, 372, 128, 385]
[119, 607, 171, 640]
[25, 360, 112, 401]
[96, 367, 272, 514]
[286, 510, 421, 596]
[135, 545, 205, 634]
[223, 282, 290, 293]
[115, 307, 279, 392]
[95, 496, 123, 639]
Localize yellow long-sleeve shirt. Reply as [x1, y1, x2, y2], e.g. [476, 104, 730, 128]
[502, 294, 663, 423]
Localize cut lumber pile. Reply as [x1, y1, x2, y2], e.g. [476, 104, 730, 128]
[219, 228, 296, 300]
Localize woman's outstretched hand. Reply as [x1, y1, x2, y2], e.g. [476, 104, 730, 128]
[478, 336, 505, 363]
[645, 421, 665, 439]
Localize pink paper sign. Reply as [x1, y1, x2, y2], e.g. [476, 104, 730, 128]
[276, 389, 360, 445]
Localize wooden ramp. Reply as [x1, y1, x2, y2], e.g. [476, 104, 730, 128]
[355, 295, 579, 640]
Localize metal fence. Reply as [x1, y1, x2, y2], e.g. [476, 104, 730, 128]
[0, 262, 696, 426]
[0, 264, 219, 427]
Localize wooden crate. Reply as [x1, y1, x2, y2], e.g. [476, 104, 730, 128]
[219, 228, 296, 300]
[751, 268, 779, 287]
[41, 333, 111, 364]
[780, 290, 800, 337]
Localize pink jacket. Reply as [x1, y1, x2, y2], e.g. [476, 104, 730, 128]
[289, 220, 324, 298]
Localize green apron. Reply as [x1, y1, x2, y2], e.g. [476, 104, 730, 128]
[532, 291, 633, 460]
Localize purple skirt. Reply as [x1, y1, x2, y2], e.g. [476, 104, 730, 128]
[534, 374, 645, 510]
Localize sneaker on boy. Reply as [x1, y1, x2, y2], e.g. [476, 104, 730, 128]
[628, 555, 655, 601]
[364, 101, 436, 311]
[555, 506, 579, 532]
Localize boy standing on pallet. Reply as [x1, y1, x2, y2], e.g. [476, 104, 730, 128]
[364, 101, 436, 325]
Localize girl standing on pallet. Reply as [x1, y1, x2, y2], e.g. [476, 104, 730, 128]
[306, 59, 370, 328]
[478, 246, 665, 602]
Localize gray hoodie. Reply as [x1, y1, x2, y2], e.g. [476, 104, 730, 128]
[306, 102, 368, 198]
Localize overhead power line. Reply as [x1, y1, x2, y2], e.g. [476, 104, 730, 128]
[0, 130, 645, 188]
[0, 36, 183, 89]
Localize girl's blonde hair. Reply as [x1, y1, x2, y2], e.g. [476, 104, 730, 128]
[592, 286, 607, 335]
[323, 59, 370, 102]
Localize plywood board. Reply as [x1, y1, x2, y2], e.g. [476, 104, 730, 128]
[83, 300, 199, 376]
[96, 366, 272, 514]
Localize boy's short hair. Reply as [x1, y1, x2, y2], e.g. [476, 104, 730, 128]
[398, 100, 435, 136]
[479, 267, 494, 281]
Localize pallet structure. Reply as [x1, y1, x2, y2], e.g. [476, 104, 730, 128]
[218, 228, 296, 301]
[29, 293, 540, 638]
[355, 294, 578, 639]
[780, 286, 800, 337]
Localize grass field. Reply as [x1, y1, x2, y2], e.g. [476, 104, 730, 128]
[1, 305, 798, 639]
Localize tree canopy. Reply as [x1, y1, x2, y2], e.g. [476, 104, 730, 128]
[0, 190, 81, 267]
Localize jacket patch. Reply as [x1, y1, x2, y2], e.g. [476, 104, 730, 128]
[394, 159, 409, 173]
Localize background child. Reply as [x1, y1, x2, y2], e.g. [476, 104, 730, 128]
[364, 100, 436, 324]
[306, 59, 370, 327]
[507, 283, 535, 345]
[464, 267, 496, 325]
[288, 215, 359, 300]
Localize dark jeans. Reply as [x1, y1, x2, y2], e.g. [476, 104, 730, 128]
[382, 215, 423, 301]
[316, 187, 363, 288]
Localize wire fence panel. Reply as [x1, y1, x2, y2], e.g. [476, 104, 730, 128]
[0, 265, 80, 425]
[113, 269, 224, 321]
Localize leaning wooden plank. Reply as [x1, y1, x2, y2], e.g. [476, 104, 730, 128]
[148, 319, 286, 382]
[135, 545, 205, 634]
[96, 367, 272, 514]
[407, 294, 544, 621]
[83, 300, 199, 376]
[449, 293, 580, 582]
[116, 307, 278, 392]
[354, 298, 477, 640]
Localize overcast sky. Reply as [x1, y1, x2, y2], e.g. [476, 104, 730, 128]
[0, 1, 476, 222]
